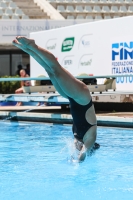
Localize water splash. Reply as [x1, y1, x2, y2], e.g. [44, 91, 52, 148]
[61, 137, 80, 163]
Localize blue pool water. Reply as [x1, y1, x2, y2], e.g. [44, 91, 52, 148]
[0, 122, 133, 200]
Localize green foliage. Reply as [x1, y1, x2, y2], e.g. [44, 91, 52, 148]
[0, 75, 20, 94]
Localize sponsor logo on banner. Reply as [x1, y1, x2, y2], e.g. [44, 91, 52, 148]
[81, 40, 90, 47]
[46, 39, 57, 51]
[61, 37, 75, 52]
[64, 59, 73, 66]
[78, 54, 92, 73]
[111, 40, 133, 84]
[62, 56, 74, 70]
[80, 59, 92, 66]
[47, 43, 56, 50]
[78, 34, 93, 52]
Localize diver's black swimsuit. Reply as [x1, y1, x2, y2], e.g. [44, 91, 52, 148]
[68, 97, 96, 141]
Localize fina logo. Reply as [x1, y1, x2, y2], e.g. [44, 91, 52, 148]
[112, 42, 133, 61]
[111, 41, 133, 84]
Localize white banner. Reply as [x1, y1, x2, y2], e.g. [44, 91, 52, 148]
[0, 19, 89, 44]
[30, 16, 133, 91]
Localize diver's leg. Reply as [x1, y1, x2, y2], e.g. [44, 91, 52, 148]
[14, 37, 91, 105]
[12, 39, 68, 98]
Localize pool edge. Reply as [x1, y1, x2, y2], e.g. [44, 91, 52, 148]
[0, 111, 133, 128]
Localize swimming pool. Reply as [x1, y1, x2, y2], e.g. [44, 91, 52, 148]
[0, 122, 133, 200]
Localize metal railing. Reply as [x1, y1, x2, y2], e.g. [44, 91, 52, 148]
[0, 74, 132, 82]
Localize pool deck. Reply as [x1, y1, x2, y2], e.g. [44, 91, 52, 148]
[0, 105, 133, 128]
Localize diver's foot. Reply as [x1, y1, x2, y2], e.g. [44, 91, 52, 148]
[15, 36, 36, 49]
[12, 38, 25, 50]
[12, 37, 35, 54]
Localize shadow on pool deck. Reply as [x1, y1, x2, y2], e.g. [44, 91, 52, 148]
[0, 105, 133, 128]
